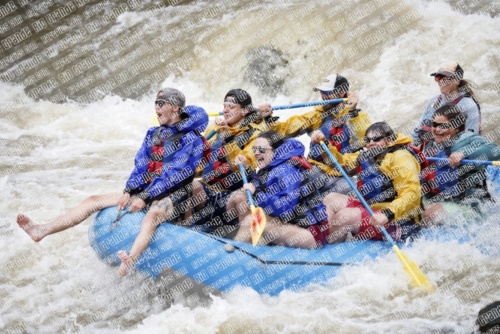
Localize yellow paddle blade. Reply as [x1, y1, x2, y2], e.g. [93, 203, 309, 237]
[250, 206, 267, 246]
[392, 245, 435, 292]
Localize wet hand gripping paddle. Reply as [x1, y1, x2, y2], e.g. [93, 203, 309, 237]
[320, 141, 435, 292]
[238, 163, 266, 246]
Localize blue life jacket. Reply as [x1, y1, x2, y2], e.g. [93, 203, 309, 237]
[252, 139, 327, 226]
[124, 105, 209, 202]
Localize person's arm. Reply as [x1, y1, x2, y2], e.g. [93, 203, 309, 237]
[380, 150, 422, 221]
[321, 141, 359, 170]
[449, 134, 500, 168]
[123, 128, 155, 195]
[269, 106, 324, 137]
[459, 98, 480, 134]
[194, 124, 218, 175]
[308, 160, 341, 177]
[347, 109, 371, 147]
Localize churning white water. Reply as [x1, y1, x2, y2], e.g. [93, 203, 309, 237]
[1, 0, 499, 333]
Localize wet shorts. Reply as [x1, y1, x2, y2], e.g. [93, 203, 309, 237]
[345, 198, 403, 242]
[307, 221, 331, 247]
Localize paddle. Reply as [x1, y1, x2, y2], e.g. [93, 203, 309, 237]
[237, 163, 266, 246]
[319, 141, 435, 292]
[427, 157, 500, 166]
[207, 98, 348, 117]
[205, 129, 216, 140]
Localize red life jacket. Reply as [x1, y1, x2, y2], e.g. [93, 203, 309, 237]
[204, 126, 257, 190]
[327, 117, 352, 154]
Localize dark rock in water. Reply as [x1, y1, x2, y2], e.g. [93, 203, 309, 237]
[244, 47, 289, 97]
[476, 301, 500, 333]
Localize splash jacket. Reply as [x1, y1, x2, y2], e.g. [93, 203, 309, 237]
[124, 105, 209, 203]
[422, 131, 500, 205]
[249, 139, 327, 227]
[308, 105, 371, 161]
[201, 107, 332, 192]
[201, 111, 267, 192]
[321, 133, 422, 224]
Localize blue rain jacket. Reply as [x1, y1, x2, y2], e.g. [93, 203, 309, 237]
[124, 105, 209, 203]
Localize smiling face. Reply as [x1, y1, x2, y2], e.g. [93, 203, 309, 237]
[155, 99, 181, 126]
[223, 97, 247, 126]
[364, 131, 390, 150]
[252, 137, 275, 169]
[432, 114, 460, 143]
[435, 74, 460, 95]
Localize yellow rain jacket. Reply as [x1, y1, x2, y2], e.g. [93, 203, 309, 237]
[203, 120, 267, 173]
[269, 107, 325, 137]
[271, 105, 371, 144]
[199, 107, 333, 191]
[321, 133, 422, 222]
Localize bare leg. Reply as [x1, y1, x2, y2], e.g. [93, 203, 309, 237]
[235, 212, 319, 249]
[260, 216, 319, 249]
[17, 192, 122, 242]
[191, 180, 207, 212]
[230, 190, 253, 242]
[118, 197, 175, 276]
[234, 213, 252, 243]
[227, 189, 249, 222]
[326, 208, 363, 243]
[323, 193, 363, 243]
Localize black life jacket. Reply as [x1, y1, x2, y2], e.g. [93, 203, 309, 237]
[421, 144, 491, 205]
[283, 156, 335, 227]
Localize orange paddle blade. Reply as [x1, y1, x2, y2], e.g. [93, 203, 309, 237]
[250, 206, 267, 246]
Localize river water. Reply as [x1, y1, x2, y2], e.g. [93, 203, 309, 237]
[1, 0, 499, 333]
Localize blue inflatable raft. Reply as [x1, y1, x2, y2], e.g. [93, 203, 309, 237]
[89, 206, 401, 297]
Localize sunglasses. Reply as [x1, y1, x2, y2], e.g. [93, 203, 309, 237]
[155, 100, 169, 108]
[432, 121, 452, 129]
[364, 135, 386, 144]
[434, 74, 451, 81]
[252, 146, 272, 154]
[320, 90, 335, 96]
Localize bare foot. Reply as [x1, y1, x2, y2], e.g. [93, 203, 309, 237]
[17, 214, 45, 242]
[117, 250, 135, 276]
